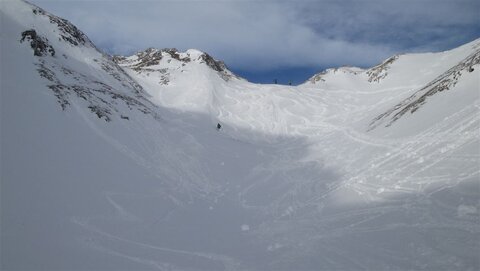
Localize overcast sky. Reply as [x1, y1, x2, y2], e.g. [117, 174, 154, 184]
[28, 0, 480, 84]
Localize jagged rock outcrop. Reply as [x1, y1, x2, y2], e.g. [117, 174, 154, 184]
[20, 29, 55, 57]
[200, 52, 227, 73]
[32, 6, 89, 47]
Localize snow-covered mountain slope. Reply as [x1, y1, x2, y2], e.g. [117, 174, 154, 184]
[0, 0, 160, 123]
[114, 48, 241, 113]
[304, 40, 478, 90]
[1, 0, 479, 270]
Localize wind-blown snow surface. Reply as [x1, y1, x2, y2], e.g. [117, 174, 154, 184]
[1, 0, 479, 270]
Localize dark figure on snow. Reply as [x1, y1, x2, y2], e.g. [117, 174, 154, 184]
[217, 123, 222, 130]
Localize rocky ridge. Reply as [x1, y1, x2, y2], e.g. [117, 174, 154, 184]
[18, 2, 160, 122]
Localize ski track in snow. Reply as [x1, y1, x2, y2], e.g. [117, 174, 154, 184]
[71, 215, 240, 270]
[68, 73, 480, 269]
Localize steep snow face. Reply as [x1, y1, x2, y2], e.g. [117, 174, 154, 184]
[114, 47, 240, 113]
[1, 1, 480, 270]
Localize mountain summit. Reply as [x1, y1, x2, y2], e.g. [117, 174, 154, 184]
[114, 47, 238, 81]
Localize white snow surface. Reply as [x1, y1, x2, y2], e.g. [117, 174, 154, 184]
[1, 0, 479, 270]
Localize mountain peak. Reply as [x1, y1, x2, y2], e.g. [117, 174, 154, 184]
[114, 47, 239, 81]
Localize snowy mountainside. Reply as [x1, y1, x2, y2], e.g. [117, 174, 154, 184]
[301, 39, 480, 135]
[368, 47, 479, 130]
[117, 32, 480, 269]
[2, 1, 239, 268]
[113, 34, 480, 269]
[305, 40, 478, 92]
[1, 0, 480, 270]
[1, 0, 159, 122]
[114, 47, 241, 113]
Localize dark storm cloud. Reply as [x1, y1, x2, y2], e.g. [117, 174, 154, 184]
[28, 0, 480, 71]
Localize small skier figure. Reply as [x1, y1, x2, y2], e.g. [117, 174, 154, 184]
[216, 123, 222, 130]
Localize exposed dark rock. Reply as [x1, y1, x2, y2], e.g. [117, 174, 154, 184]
[32, 7, 45, 15]
[61, 66, 74, 75]
[368, 50, 480, 130]
[114, 48, 195, 71]
[27, 4, 159, 122]
[88, 105, 111, 121]
[34, 59, 159, 122]
[20, 29, 55, 57]
[48, 16, 86, 46]
[164, 48, 191, 63]
[112, 55, 126, 63]
[31, 5, 89, 47]
[36, 62, 56, 81]
[366, 55, 398, 83]
[47, 84, 70, 110]
[115, 48, 239, 82]
[99, 59, 146, 94]
[159, 76, 170, 85]
[127, 49, 163, 70]
[200, 53, 227, 73]
[199, 52, 238, 81]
